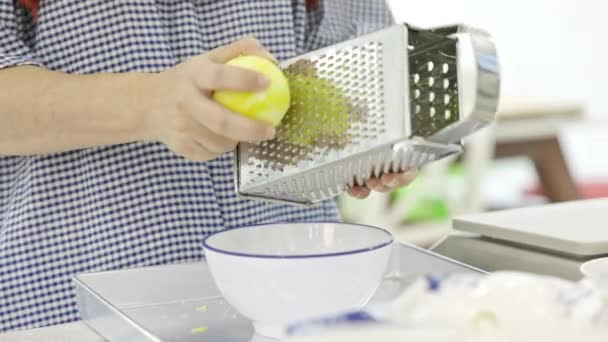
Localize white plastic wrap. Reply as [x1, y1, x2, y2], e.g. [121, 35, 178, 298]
[391, 272, 608, 341]
[286, 272, 608, 342]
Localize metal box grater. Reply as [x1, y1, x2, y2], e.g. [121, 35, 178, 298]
[235, 23, 500, 206]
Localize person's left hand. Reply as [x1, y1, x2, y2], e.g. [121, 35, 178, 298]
[347, 170, 417, 199]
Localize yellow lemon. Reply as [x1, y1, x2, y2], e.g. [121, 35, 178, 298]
[213, 55, 290, 127]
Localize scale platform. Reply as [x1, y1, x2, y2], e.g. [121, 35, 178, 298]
[74, 243, 484, 342]
[432, 198, 608, 280]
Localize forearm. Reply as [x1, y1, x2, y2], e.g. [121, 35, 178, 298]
[0, 66, 148, 155]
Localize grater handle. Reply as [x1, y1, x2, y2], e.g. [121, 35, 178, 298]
[427, 25, 500, 144]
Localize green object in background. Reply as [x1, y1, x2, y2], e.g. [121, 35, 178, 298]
[390, 163, 465, 223]
[391, 184, 450, 223]
[408, 198, 450, 223]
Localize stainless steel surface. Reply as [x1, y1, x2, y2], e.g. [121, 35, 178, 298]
[1, 322, 105, 342]
[74, 243, 485, 342]
[235, 23, 500, 206]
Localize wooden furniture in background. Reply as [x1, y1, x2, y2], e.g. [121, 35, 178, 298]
[494, 102, 584, 202]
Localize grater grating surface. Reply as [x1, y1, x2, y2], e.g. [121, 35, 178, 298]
[245, 41, 387, 174]
[235, 23, 500, 206]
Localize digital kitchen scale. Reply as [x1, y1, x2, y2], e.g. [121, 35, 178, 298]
[432, 198, 608, 280]
[74, 243, 484, 342]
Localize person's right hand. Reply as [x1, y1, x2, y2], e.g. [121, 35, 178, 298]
[135, 38, 277, 161]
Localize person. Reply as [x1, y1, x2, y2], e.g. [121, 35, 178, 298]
[0, 0, 416, 332]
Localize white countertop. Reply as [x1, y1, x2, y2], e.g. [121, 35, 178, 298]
[0, 322, 104, 342]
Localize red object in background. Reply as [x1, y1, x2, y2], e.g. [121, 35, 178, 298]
[307, 0, 320, 10]
[19, 0, 39, 20]
[526, 182, 608, 199]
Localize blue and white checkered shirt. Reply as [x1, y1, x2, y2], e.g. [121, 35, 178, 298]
[0, 0, 394, 332]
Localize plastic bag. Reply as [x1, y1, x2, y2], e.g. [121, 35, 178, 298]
[286, 272, 608, 342]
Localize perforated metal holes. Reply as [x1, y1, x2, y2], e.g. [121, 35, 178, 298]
[234, 24, 490, 205]
[245, 41, 386, 184]
[408, 30, 460, 138]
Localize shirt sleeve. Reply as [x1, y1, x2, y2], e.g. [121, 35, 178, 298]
[0, 1, 40, 69]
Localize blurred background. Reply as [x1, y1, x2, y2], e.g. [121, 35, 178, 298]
[337, 0, 608, 248]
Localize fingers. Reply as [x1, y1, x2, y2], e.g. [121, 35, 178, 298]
[167, 117, 238, 161]
[152, 37, 282, 163]
[347, 186, 371, 199]
[206, 37, 277, 64]
[189, 97, 275, 142]
[195, 63, 270, 92]
[347, 169, 418, 199]
[365, 177, 392, 193]
[190, 125, 238, 155]
[380, 170, 418, 188]
[169, 137, 215, 162]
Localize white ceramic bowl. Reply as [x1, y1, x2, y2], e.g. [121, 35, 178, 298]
[203, 222, 393, 338]
[580, 257, 608, 291]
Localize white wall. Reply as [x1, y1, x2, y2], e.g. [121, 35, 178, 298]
[387, 0, 608, 120]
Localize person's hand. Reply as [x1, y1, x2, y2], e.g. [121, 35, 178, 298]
[347, 170, 418, 199]
[136, 38, 277, 161]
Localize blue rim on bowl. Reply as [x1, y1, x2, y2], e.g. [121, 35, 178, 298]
[202, 222, 394, 259]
